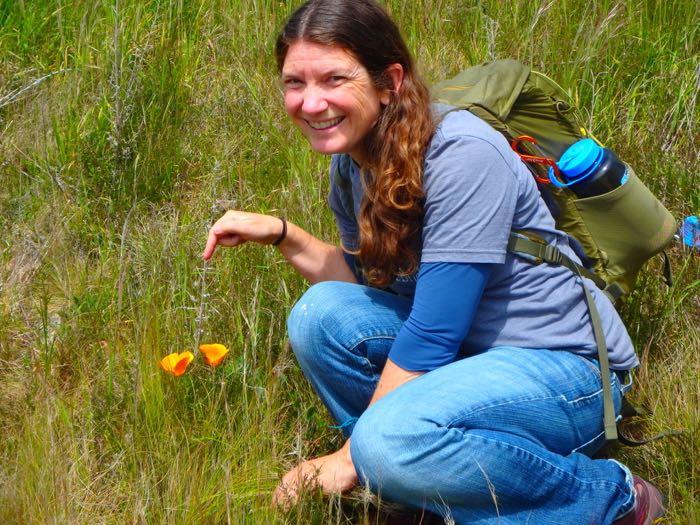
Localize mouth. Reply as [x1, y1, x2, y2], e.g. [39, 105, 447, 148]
[305, 116, 345, 130]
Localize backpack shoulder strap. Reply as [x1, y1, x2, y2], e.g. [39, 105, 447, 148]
[508, 231, 617, 443]
[507, 232, 606, 289]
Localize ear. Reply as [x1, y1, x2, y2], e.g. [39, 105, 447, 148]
[380, 63, 404, 105]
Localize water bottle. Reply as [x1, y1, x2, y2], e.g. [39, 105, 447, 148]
[548, 138, 629, 198]
[681, 215, 699, 249]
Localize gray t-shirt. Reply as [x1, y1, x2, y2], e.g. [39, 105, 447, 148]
[328, 107, 638, 370]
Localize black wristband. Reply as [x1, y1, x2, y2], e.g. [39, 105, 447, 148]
[272, 217, 287, 246]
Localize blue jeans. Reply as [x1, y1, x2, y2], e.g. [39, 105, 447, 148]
[287, 281, 636, 525]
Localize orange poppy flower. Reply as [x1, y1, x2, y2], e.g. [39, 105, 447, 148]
[199, 343, 230, 366]
[159, 351, 194, 376]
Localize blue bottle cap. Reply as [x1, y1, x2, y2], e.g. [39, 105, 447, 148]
[557, 138, 605, 182]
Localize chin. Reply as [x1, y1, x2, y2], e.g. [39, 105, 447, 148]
[307, 139, 348, 156]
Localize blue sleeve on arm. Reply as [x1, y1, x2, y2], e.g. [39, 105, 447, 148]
[388, 262, 492, 372]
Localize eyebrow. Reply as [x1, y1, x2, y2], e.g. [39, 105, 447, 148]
[281, 67, 355, 80]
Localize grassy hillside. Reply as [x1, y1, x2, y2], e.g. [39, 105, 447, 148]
[0, 0, 697, 523]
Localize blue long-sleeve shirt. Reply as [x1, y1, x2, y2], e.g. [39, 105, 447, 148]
[389, 261, 491, 371]
[343, 253, 492, 371]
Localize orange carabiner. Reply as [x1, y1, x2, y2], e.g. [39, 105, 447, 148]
[510, 135, 560, 185]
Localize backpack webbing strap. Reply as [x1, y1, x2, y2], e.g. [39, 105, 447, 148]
[662, 250, 673, 287]
[603, 282, 626, 304]
[509, 233, 627, 304]
[507, 234, 608, 290]
[577, 271, 619, 442]
[508, 232, 618, 442]
[617, 427, 683, 447]
[617, 396, 684, 447]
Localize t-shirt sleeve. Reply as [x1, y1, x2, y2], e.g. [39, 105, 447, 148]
[328, 155, 360, 252]
[421, 134, 519, 264]
[388, 261, 491, 371]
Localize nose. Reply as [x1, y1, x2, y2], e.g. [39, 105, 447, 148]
[301, 85, 329, 114]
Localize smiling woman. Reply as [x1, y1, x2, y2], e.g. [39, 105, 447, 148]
[275, 0, 435, 287]
[281, 41, 392, 159]
[202, 1, 665, 524]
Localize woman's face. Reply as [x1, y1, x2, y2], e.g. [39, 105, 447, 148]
[281, 40, 391, 162]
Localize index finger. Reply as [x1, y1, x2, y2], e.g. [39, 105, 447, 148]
[202, 227, 219, 260]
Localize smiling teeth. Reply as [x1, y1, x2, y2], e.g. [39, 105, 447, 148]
[308, 117, 343, 130]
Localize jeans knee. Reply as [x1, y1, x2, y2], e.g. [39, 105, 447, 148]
[351, 402, 492, 499]
[352, 411, 506, 507]
[287, 281, 354, 365]
[350, 410, 391, 491]
[350, 404, 420, 497]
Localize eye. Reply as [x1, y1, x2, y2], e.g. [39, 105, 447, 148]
[327, 75, 346, 86]
[283, 78, 303, 89]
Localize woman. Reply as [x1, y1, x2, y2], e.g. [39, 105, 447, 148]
[202, 1, 664, 523]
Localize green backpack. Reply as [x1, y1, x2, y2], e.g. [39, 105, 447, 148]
[432, 59, 676, 297]
[431, 59, 677, 443]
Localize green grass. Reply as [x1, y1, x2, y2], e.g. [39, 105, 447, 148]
[0, 0, 698, 523]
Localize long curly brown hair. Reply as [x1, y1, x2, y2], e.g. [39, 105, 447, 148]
[276, 0, 435, 287]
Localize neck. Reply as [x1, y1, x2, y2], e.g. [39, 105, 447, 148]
[349, 134, 372, 168]
[349, 148, 367, 168]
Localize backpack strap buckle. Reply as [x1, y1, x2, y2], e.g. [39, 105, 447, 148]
[507, 230, 548, 264]
[543, 244, 564, 265]
[508, 231, 566, 267]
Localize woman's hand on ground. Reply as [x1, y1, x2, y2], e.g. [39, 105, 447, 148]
[273, 440, 358, 509]
[202, 210, 283, 260]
